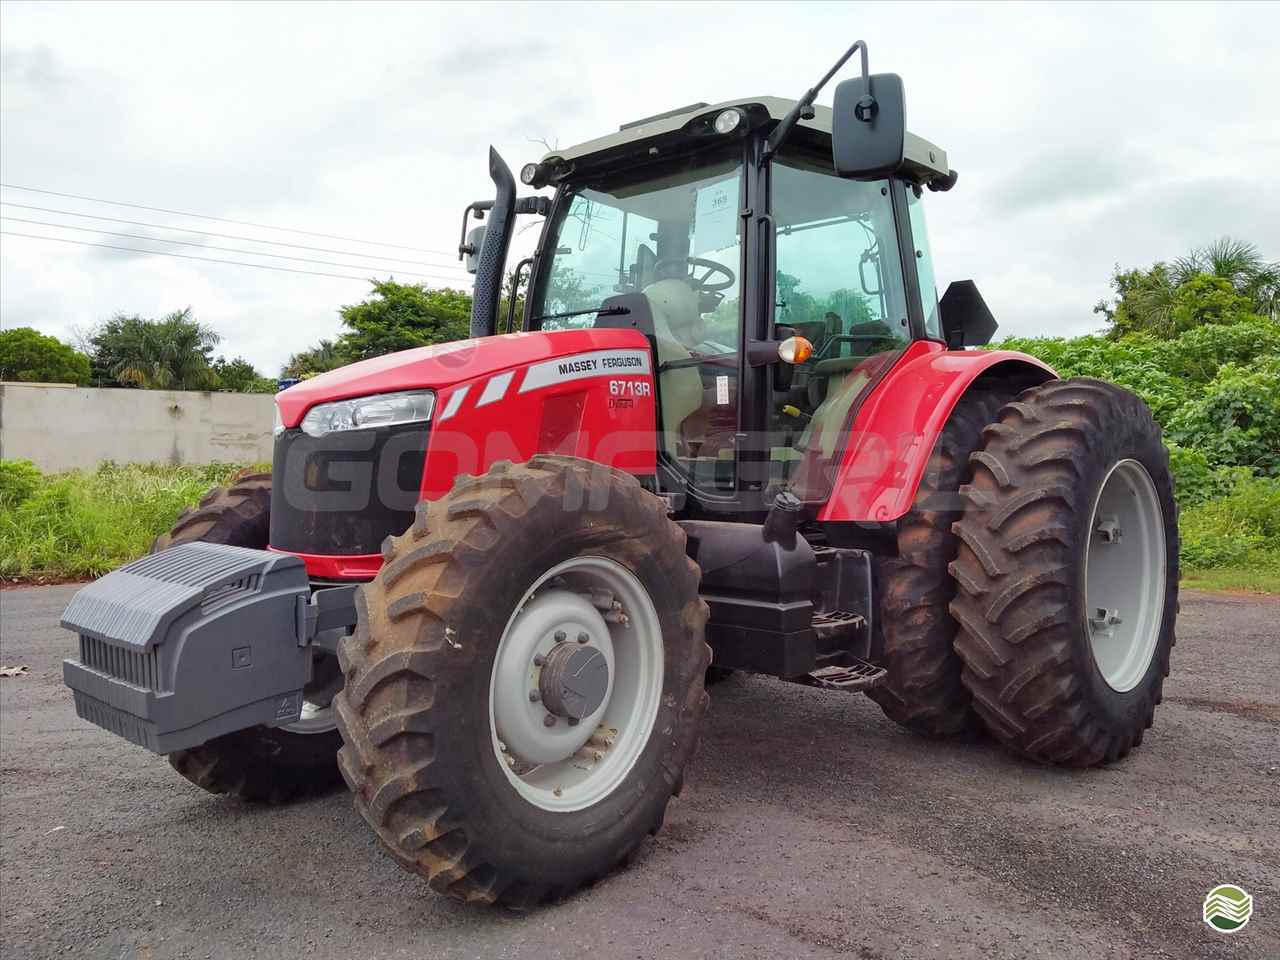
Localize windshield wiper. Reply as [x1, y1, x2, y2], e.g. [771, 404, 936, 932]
[529, 305, 631, 324]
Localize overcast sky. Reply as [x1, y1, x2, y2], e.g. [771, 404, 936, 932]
[3, 1, 1278, 376]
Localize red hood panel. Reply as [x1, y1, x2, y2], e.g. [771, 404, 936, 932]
[276, 329, 649, 427]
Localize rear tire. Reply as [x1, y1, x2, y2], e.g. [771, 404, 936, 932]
[865, 387, 1012, 738]
[155, 471, 345, 803]
[950, 378, 1178, 766]
[335, 456, 710, 906]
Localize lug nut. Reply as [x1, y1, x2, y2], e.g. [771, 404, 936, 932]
[543, 714, 556, 728]
[554, 630, 566, 642]
[567, 717, 580, 726]
[577, 631, 590, 644]
[528, 690, 540, 703]
[533, 654, 546, 667]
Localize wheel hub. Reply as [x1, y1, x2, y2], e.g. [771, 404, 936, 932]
[489, 555, 664, 813]
[540, 642, 610, 720]
[491, 590, 615, 765]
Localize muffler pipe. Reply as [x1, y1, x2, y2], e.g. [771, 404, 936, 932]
[469, 147, 517, 339]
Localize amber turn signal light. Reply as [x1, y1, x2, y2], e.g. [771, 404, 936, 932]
[777, 336, 813, 364]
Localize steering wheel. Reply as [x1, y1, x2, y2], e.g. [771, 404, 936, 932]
[655, 257, 735, 293]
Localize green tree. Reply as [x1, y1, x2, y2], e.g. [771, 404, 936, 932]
[1094, 262, 1178, 337]
[282, 339, 347, 379]
[212, 356, 276, 393]
[0, 327, 91, 384]
[1097, 237, 1277, 337]
[1173, 237, 1279, 319]
[87, 309, 220, 389]
[336, 280, 471, 361]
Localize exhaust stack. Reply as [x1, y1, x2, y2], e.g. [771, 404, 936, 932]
[469, 147, 517, 338]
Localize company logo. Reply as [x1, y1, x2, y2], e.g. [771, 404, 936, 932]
[1203, 884, 1253, 933]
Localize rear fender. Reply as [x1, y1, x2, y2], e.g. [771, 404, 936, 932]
[817, 345, 1057, 523]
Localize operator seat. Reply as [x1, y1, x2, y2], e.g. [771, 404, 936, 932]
[643, 278, 706, 462]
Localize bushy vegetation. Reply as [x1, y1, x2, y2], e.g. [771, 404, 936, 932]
[0, 461, 266, 580]
[997, 238, 1279, 590]
[999, 317, 1280, 478]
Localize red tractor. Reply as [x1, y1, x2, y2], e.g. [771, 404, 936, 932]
[62, 42, 1178, 906]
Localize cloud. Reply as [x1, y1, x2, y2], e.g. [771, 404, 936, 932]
[985, 145, 1150, 216]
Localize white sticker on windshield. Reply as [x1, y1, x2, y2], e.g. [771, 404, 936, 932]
[716, 375, 730, 406]
[693, 179, 737, 256]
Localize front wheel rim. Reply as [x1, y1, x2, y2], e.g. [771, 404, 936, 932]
[489, 556, 664, 813]
[1084, 458, 1166, 693]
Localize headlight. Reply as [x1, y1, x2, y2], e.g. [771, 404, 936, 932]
[273, 403, 284, 437]
[300, 390, 435, 437]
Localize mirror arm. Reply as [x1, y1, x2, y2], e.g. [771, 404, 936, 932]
[761, 39, 870, 166]
[458, 196, 547, 262]
[457, 200, 494, 260]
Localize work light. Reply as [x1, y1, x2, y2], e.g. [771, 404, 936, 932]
[713, 109, 743, 135]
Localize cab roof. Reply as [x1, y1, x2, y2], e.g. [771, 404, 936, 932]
[539, 96, 949, 185]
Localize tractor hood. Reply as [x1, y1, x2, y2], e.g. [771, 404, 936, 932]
[275, 330, 648, 428]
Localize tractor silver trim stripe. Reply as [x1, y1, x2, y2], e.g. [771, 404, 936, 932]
[476, 370, 515, 408]
[519, 349, 651, 393]
[437, 385, 469, 422]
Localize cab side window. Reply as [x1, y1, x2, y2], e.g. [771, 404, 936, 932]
[770, 153, 910, 499]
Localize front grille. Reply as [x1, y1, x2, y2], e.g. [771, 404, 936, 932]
[269, 423, 429, 556]
[78, 635, 164, 691]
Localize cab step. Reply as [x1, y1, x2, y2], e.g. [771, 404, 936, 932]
[793, 659, 887, 693]
[811, 610, 865, 641]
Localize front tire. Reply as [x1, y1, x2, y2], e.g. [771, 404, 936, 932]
[155, 471, 345, 803]
[950, 378, 1179, 766]
[335, 456, 710, 906]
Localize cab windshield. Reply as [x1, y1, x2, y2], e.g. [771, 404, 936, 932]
[529, 143, 911, 500]
[531, 149, 744, 486]
[531, 149, 742, 341]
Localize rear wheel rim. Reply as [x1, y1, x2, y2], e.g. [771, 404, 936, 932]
[1084, 458, 1166, 693]
[489, 556, 664, 813]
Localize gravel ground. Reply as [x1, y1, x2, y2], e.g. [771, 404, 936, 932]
[2, 585, 1276, 960]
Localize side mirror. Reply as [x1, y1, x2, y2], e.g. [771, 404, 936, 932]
[939, 280, 999, 348]
[831, 73, 905, 180]
[463, 225, 486, 275]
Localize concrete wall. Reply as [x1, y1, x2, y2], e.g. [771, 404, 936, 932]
[0, 382, 275, 472]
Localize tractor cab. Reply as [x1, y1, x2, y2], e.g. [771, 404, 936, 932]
[456, 56, 994, 522]
[513, 95, 958, 509]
